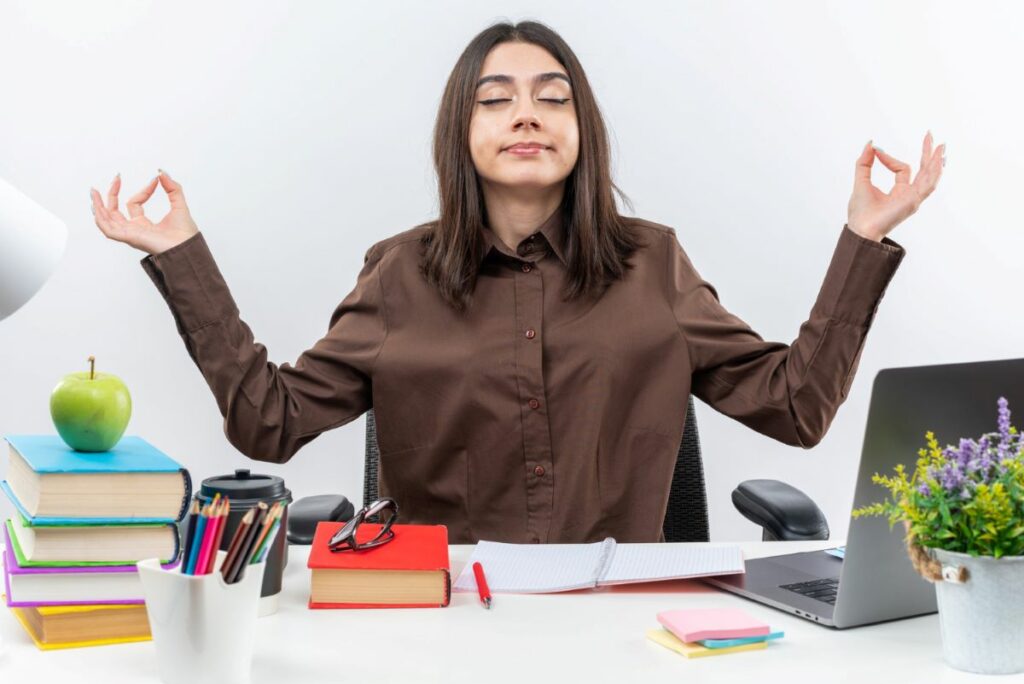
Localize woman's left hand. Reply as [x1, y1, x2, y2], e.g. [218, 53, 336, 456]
[847, 132, 945, 242]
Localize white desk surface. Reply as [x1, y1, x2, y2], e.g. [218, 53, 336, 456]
[0, 540, 984, 683]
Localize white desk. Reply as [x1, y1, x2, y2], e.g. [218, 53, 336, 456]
[0, 541, 982, 683]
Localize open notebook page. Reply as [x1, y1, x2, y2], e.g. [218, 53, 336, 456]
[598, 543, 744, 585]
[452, 539, 612, 593]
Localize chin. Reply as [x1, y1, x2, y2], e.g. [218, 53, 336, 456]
[494, 168, 565, 188]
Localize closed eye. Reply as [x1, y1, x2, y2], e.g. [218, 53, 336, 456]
[478, 98, 571, 106]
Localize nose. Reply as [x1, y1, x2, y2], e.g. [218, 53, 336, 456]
[511, 98, 542, 131]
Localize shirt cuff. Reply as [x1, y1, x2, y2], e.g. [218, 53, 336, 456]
[139, 232, 240, 334]
[809, 224, 906, 326]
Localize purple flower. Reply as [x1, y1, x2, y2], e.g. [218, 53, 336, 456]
[998, 396, 1011, 445]
[939, 462, 966, 492]
[956, 438, 977, 468]
[918, 482, 932, 497]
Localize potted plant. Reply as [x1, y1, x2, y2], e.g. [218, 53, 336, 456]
[853, 397, 1024, 674]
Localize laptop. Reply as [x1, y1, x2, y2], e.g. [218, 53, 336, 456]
[703, 357, 1024, 628]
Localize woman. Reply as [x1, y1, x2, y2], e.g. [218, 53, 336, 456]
[90, 21, 944, 544]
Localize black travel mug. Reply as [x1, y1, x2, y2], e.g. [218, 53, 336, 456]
[190, 468, 292, 615]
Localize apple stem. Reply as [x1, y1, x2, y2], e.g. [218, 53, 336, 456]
[88, 355, 95, 380]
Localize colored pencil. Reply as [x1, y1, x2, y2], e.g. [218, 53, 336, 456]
[221, 507, 256, 582]
[226, 503, 267, 584]
[248, 502, 282, 564]
[193, 494, 221, 575]
[179, 499, 200, 571]
[255, 515, 282, 564]
[203, 497, 231, 574]
[184, 503, 210, 575]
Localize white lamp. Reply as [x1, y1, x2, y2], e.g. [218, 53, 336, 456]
[0, 176, 68, 322]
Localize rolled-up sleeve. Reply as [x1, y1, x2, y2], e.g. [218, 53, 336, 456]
[668, 225, 904, 448]
[140, 232, 389, 463]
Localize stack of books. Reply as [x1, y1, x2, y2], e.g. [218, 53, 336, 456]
[1, 434, 191, 650]
[646, 608, 785, 658]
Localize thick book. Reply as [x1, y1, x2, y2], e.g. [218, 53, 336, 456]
[7, 602, 151, 650]
[452, 538, 745, 593]
[307, 522, 450, 609]
[1, 434, 192, 524]
[5, 516, 179, 566]
[2, 524, 176, 606]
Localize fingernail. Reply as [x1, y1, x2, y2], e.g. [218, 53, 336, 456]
[90, 204, 95, 215]
[872, 144, 884, 153]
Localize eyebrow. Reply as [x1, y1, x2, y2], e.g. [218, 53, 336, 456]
[475, 72, 572, 89]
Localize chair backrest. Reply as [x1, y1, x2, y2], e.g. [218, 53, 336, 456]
[362, 395, 710, 542]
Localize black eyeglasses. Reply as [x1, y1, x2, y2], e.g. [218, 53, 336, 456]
[328, 498, 400, 552]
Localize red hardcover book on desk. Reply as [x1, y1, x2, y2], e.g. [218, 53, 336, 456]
[307, 522, 450, 609]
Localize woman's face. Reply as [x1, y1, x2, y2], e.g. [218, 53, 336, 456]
[469, 42, 579, 194]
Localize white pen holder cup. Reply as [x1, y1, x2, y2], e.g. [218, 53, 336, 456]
[138, 551, 266, 684]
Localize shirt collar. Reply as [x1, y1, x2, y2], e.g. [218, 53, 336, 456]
[479, 207, 567, 267]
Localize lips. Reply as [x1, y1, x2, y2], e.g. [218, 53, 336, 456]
[505, 143, 549, 151]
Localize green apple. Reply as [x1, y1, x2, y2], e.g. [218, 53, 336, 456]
[50, 355, 132, 452]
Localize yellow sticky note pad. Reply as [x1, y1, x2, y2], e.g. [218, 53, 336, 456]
[646, 628, 768, 658]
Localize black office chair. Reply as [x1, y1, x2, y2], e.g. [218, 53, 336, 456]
[287, 396, 830, 544]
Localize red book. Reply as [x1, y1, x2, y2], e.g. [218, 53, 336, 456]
[307, 522, 450, 609]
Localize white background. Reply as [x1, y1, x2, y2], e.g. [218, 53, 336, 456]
[1, 1, 1021, 541]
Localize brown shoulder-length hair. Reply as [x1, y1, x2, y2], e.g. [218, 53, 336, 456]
[419, 20, 647, 313]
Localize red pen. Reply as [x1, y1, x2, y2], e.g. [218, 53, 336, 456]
[473, 561, 492, 609]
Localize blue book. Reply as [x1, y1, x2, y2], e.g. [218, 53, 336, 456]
[2, 435, 192, 525]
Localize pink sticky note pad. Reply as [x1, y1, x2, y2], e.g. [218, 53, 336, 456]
[657, 608, 770, 642]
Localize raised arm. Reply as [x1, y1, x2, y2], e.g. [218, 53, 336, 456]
[671, 133, 944, 447]
[92, 172, 388, 463]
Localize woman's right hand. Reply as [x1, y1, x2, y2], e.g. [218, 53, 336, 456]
[90, 170, 199, 256]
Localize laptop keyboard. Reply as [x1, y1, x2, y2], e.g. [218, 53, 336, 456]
[779, 577, 839, 605]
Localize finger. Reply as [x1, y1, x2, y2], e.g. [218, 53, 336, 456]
[914, 143, 945, 199]
[926, 143, 946, 193]
[854, 140, 875, 187]
[920, 131, 933, 173]
[873, 147, 912, 185]
[106, 173, 121, 212]
[157, 170, 188, 209]
[104, 173, 131, 223]
[91, 188, 121, 239]
[126, 176, 160, 219]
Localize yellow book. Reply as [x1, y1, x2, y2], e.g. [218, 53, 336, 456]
[646, 627, 768, 658]
[6, 599, 151, 650]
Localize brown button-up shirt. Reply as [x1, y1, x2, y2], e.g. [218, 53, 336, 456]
[140, 209, 904, 544]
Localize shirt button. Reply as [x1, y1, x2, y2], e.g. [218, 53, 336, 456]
[534, 465, 546, 477]
[526, 234, 535, 241]
[525, 329, 536, 339]
[521, 263, 532, 273]
[528, 398, 540, 410]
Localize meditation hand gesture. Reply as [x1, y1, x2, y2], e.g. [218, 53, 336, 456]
[90, 171, 199, 256]
[847, 132, 945, 242]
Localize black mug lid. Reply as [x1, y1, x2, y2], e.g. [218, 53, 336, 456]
[199, 468, 292, 504]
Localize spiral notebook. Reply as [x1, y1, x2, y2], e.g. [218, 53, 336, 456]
[453, 538, 744, 593]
